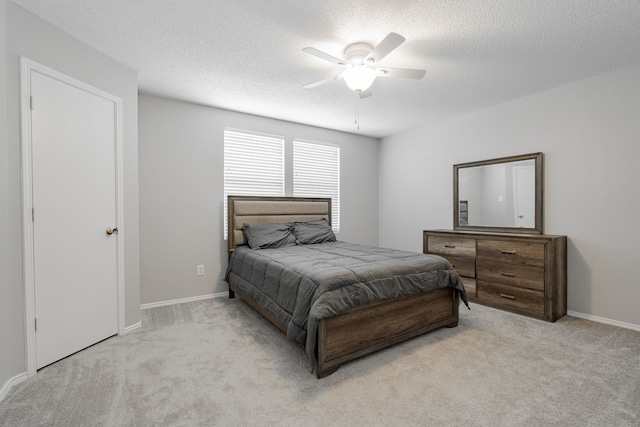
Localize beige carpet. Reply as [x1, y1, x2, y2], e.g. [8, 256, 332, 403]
[1, 298, 639, 426]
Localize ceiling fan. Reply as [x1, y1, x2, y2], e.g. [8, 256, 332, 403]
[302, 32, 426, 98]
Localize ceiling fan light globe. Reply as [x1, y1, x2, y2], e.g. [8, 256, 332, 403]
[342, 66, 377, 92]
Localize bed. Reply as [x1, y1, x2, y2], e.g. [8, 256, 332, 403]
[225, 195, 468, 378]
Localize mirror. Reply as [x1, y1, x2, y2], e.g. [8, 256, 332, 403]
[454, 152, 543, 234]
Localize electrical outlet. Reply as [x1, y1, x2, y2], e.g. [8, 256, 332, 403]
[197, 264, 205, 276]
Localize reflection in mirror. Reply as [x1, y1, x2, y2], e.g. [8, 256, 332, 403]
[458, 160, 535, 227]
[454, 153, 542, 234]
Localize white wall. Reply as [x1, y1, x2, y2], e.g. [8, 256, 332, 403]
[138, 94, 378, 305]
[0, 0, 18, 392]
[0, 0, 141, 390]
[379, 63, 640, 327]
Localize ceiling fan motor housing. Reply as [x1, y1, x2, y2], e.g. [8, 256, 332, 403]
[344, 43, 374, 65]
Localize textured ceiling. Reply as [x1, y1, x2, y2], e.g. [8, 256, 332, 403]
[10, 0, 640, 138]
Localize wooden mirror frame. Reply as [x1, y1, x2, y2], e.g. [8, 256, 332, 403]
[453, 152, 543, 234]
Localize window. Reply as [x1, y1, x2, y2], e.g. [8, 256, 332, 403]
[223, 128, 284, 238]
[223, 131, 340, 238]
[293, 140, 340, 232]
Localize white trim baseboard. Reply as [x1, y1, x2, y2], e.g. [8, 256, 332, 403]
[0, 372, 28, 403]
[123, 321, 142, 334]
[567, 310, 640, 332]
[140, 292, 228, 310]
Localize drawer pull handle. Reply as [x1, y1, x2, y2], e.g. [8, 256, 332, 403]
[500, 272, 515, 277]
[501, 250, 516, 255]
[500, 293, 516, 300]
[444, 244, 456, 248]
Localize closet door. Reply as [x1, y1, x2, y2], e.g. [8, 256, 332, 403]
[30, 69, 119, 369]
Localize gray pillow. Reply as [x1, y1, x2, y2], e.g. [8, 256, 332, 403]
[241, 222, 296, 249]
[293, 218, 336, 244]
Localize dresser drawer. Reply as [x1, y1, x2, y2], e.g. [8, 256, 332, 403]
[428, 236, 476, 257]
[477, 282, 544, 315]
[461, 277, 477, 298]
[477, 240, 545, 267]
[444, 255, 476, 278]
[477, 260, 544, 291]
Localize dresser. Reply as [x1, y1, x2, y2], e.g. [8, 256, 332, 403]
[424, 230, 567, 322]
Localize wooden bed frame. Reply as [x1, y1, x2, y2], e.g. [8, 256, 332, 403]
[227, 195, 460, 378]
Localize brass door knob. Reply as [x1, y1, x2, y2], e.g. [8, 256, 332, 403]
[106, 227, 119, 236]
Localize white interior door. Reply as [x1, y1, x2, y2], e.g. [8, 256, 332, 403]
[30, 69, 119, 369]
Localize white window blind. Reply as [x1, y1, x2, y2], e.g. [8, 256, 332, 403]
[293, 140, 340, 232]
[224, 128, 284, 239]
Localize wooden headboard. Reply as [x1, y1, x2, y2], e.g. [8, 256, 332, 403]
[227, 196, 332, 255]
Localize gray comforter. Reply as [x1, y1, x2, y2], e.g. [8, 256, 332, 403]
[225, 241, 468, 364]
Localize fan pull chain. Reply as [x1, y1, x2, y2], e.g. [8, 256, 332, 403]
[354, 92, 360, 130]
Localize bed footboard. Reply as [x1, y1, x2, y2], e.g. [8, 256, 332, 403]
[230, 282, 459, 378]
[316, 287, 459, 378]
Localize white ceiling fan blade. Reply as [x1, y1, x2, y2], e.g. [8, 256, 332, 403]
[358, 89, 372, 99]
[303, 74, 342, 89]
[302, 47, 347, 66]
[377, 67, 426, 79]
[366, 32, 406, 64]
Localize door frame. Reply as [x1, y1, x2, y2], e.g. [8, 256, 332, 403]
[20, 57, 125, 376]
[512, 164, 535, 228]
